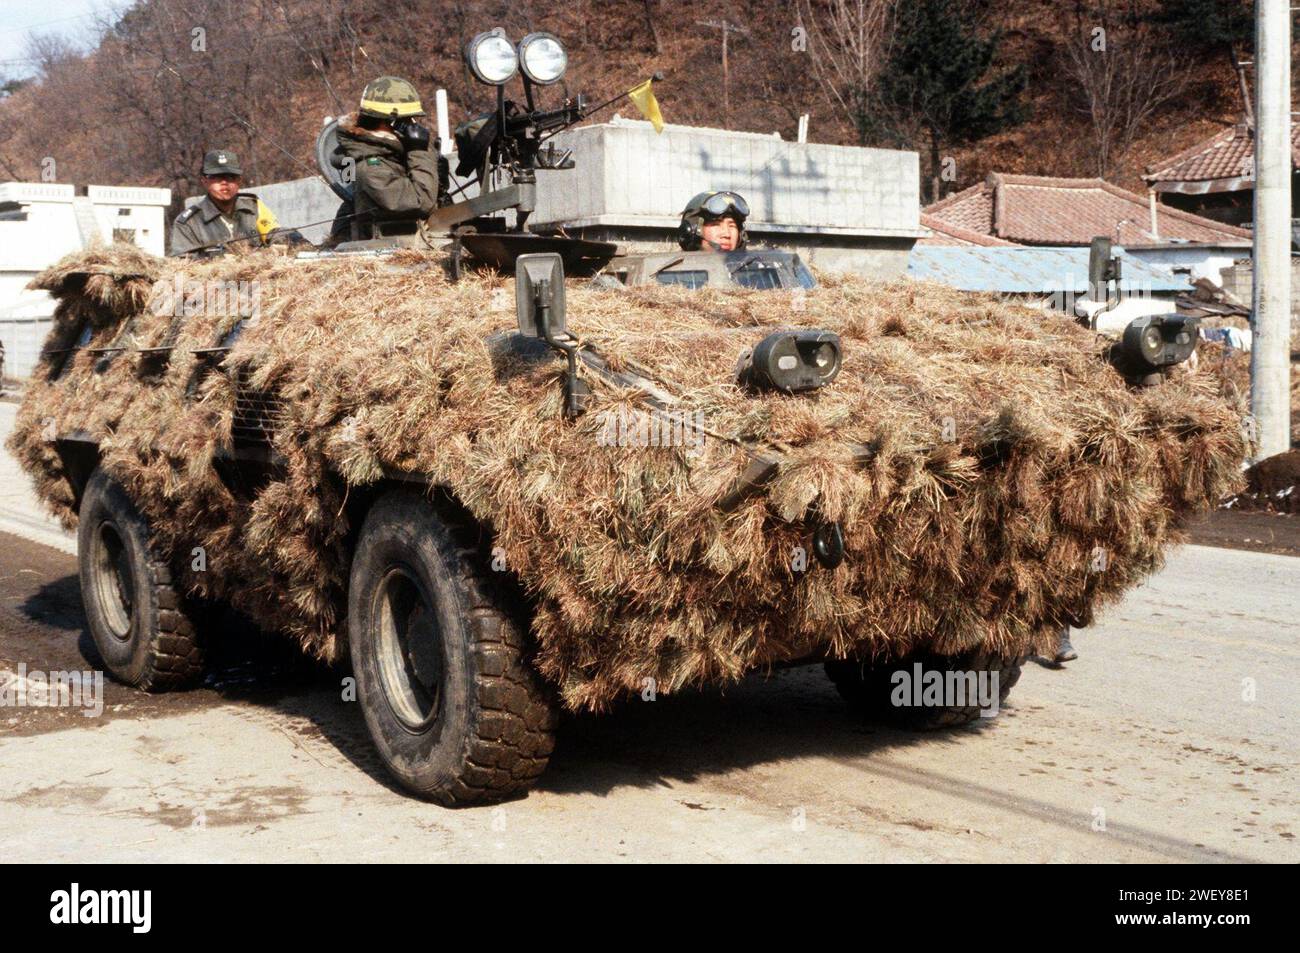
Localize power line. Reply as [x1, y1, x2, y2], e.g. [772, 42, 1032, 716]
[0, 9, 110, 37]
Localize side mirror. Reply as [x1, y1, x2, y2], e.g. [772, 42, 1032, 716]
[514, 251, 589, 417]
[1087, 236, 1121, 300]
[515, 252, 567, 339]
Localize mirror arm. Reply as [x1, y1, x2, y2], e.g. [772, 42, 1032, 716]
[534, 280, 587, 417]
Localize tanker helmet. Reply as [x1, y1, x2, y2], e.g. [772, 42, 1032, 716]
[678, 190, 750, 250]
[359, 76, 426, 120]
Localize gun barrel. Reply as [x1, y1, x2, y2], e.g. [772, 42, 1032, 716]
[505, 98, 587, 137]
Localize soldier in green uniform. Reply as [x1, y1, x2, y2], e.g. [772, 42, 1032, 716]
[678, 191, 750, 252]
[170, 150, 274, 256]
[327, 76, 448, 244]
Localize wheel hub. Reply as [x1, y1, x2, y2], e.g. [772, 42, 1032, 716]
[374, 566, 444, 731]
[92, 520, 134, 642]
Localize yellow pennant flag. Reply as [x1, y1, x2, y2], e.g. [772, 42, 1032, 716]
[255, 198, 278, 242]
[628, 79, 664, 134]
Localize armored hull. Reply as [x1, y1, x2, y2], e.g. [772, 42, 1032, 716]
[9, 243, 1247, 801]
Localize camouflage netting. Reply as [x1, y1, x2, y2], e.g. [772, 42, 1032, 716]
[9, 244, 1248, 710]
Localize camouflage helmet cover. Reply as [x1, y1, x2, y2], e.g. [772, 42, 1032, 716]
[678, 190, 750, 250]
[359, 76, 426, 120]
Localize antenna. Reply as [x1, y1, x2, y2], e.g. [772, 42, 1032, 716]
[696, 19, 750, 128]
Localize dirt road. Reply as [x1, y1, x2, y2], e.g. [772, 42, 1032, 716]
[1, 525, 1295, 863]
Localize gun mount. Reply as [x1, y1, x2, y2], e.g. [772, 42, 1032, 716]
[314, 28, 657, 273]
[434, 93, 589, 234]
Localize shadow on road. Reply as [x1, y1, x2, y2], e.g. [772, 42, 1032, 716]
[9, 574, 972, 798]
[7, 572, 1262, 860]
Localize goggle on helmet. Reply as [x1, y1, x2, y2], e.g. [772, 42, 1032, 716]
[679, 191, 751, 250]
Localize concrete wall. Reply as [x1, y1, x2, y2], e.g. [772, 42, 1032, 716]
[85, 185, 171, 254]
[1123, 243, 1251, 287]
[0, 312, 54, 381]
[530, 117, 923, 277]
[244, 177, 342, 245]
[0, 182, 171, 381]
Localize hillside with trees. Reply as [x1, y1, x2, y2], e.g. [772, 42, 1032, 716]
[0, 0, 1280, 216]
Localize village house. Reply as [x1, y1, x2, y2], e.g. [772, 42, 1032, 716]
[1144, 122, 1300, 227]
[923, 173, 1252, 247]
[921, 172, 1254, 288]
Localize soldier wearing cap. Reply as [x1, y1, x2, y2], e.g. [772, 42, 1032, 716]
[170, 149, 276, 256]
[327, 76, 448, 244]
[678, 191, 751, 252]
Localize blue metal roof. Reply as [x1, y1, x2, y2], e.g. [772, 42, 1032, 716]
[907, 245, 1190, 294]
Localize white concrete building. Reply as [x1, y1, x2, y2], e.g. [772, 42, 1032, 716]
[0, 182, 171, 381]
[1120, 240, 1253, 287]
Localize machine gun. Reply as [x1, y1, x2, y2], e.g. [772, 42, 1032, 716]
[438, 91, 590, 234]
[433, 30, 665, 275]
[315, 28, 658, 271]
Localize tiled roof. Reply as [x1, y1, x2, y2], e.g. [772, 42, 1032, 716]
[924, 182, 993, 233]
[1145, 123, 1300, 184]
[922, 173, 1252, 246]
[918, 213, 1019, 246]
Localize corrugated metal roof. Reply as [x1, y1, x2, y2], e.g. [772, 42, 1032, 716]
[906, 245, 1191, 294]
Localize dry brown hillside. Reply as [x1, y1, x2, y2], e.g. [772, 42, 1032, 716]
[0, 0, 1275, 218]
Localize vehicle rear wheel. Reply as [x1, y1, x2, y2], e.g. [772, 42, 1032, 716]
[77, 469, 206, 690]
[348, 490, 557, 805]
[825, 648, 1022, 730]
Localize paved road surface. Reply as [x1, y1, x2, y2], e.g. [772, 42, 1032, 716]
[1, 525, 1295, 863]
[1, 398, 1296, 862]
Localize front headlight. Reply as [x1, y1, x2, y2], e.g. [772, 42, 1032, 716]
[467, 29, 519, 85]
[518, 32, 567, 85]
[738, 330, 842, 393]
[1121, 314, 1200, 371]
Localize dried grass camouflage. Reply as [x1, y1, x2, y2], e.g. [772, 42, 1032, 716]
[9, 245, 1248, 710]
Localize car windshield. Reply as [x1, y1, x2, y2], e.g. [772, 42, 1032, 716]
[730, 256, 782, 290]
[655, 270, 709, 290]
[724, 251, 817, 290]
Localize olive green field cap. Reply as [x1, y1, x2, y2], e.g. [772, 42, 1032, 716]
[201, 149, 242, 175]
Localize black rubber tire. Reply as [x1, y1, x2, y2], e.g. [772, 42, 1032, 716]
[825, 648, 1022, 730]
[347, 490, 557, 806]
[77, 469, 206, 690]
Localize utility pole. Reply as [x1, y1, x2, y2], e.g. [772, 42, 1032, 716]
[1250, 0, 1292, 460]
[697, 18, 750, 128]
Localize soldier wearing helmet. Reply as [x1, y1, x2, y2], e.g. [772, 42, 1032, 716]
[678, 191, 750, 252]
[328, 76, 449, 243]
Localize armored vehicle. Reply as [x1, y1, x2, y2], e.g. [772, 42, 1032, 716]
[8, 30, 1244, 806]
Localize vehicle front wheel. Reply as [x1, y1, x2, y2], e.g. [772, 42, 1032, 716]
[347, 490, 557, 805]
[77, 468, 206, 690]
[825, 648, 1023, 730]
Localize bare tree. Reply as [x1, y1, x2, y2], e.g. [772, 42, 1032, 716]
[796, 0, 897, 145]
[641, 0, 663, 55]
[1061, 1, 1190, 178]
[23, 32, 81, 81]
